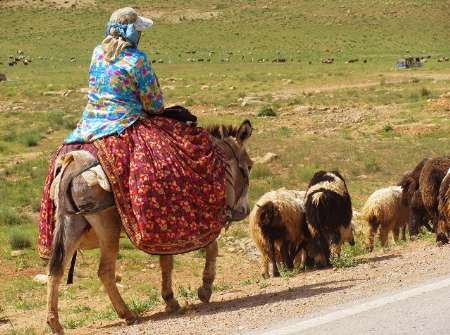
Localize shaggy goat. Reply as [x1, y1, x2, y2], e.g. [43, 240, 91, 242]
[419, 157, 450, 237]
[249, 189, 308, 277]
[361, 186, 409, 252]
[398, 158, 432, 236]
[436, 168, 450, 244]
[305, 170, 354, 262]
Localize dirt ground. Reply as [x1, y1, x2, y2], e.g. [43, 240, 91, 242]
[0, 0, 95, 9]
[64, 240, 450, 335]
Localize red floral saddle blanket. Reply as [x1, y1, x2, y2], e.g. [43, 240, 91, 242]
[38, 117, 227, 258]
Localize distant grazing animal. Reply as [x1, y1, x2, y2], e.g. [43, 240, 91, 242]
[437, 168, 450, 244]
[249, 189, 308, 277]
[398, 159, 432, 236]
[418, 157, 450, 237]
[362, 186, 409, 252]
[304, 170, 355, 263]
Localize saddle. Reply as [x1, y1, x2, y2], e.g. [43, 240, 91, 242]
[159, 105, 197, 126]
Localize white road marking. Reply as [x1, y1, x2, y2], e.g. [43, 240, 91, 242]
[253, 275, 450, 335]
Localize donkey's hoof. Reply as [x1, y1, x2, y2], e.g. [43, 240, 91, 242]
[198, 286, 212, 303]
[125, 312, 139, 325]
[47, 317, 64, 335]
[165, 299, 181, 313]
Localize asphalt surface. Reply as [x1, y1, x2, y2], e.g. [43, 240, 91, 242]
[251, 275, 450, 335]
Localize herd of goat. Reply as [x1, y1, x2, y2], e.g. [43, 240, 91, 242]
[249, 156, 450, 278]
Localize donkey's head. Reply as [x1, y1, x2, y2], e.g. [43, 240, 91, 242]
[207, 120, 253, 222]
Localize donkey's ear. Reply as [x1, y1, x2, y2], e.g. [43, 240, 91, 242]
[237, 119, 252, 144]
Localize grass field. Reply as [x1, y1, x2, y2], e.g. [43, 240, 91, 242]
[0, 0, 449, 334]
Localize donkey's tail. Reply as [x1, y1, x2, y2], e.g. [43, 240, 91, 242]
[48, 155, 77, 277]
[49, 196, 66, 277]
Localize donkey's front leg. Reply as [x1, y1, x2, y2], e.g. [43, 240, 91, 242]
[198, 240, 218, 303]
[159, 255, 181, 313]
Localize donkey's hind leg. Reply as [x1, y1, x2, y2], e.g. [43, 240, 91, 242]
[85, 209, 137, 324]
[160, 255, 181, 313]
[198, 240, 218, 303]
[47, 215, 88, 335]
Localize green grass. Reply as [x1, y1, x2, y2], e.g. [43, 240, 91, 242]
[251, 164, 273, 179]
[129, 289, 160, 314]
[177, 285, 197, 301]
[0, 207, 31, 226]
[257, 106, 277, 117]
[8, 228, 33, 250]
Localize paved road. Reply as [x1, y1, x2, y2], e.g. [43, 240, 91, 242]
[250, 275, 450, 335]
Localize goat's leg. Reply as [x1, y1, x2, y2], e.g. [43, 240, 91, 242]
[268, 239, 280, 277]
[393, 225, 400, 242]
[366, 218, 379, 252]
[379, 226, 389, 247]
[260, 255, 270, 279]
[198, 240, 218, 303]
[47, 215, 88, 335]
[160, 255, 181, 313]
[85, 210, 137, 323]
[401, 225, 406, 241]
[280, 242, 294, 270]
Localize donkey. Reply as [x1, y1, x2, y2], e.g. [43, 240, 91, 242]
[46, 120, 253, 334]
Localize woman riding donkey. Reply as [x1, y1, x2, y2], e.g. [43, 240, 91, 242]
[39, 8, 253, 334]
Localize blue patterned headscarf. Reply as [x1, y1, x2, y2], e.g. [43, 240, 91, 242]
[101, 7, 153, 62]
[105, 22, 140, 46]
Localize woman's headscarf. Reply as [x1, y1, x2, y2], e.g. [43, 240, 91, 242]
[101, 7, 153, 62]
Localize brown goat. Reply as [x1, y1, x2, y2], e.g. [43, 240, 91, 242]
[249, 189, 308, 278]
[398, 158, 432, 236]
[437, 168, 450, 244]
[362, 186, 409, 251]
[419, 157, 450, 238]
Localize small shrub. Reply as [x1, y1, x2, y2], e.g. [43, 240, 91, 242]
[239, 279, 252, 286]
[129, 290, 159, 314]
[295, 165, 317, 183]
[63, 116, 78, 130]
[383, 124, 393, 132]
[9, 228, 32, 250]
[364, 157, 380, 173]
[251, 164, 273, 179]
[213, 283, 233, 292]
[257, 106, 277, 117]
[177, 285, 196, 300]
[119, 238, 135, 250]
[21, 131, 41, 147]
[277, 127, 293, 137]
[330, 254, 361, 268]
[279, 267, 300, 278]
[421, 87, 432, 97]
[0, 207, 30, 225]
[2, 130, 18, 142]
[340, 129, 352, 140]
[46, 110, 65, 126]
[185, 97, 194, 106]
[65, 319, 85, 330]
[194, 248, 206, 258]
